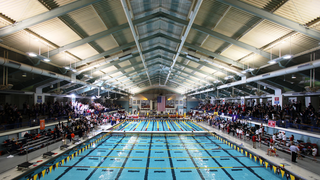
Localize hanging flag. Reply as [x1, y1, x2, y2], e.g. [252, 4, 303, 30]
[281, 169, 285, 177]
[46, 168, 49, 175]
[254, 156, 257, 162]
[265, 162, 268, 169]
[245, 151, 247, 156]
[62, 159, 65, 165]
[250, 154, 252, 159]
[259, 159, 262, 165]
[33, 174, 38, 180]
[49, 166, 53, 173]
[72, 154, 74, 159]
[38, 172, 41, 180]
[56, 162, 59, 169]
[157, 96, 166, 111]
[290, 175, 295, 180]
[273, 166, 277, 173]
[67, 156, 70, 162]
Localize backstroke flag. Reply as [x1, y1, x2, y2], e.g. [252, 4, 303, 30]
[157, 96, 166, 111]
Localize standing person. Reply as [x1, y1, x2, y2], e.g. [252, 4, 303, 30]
[252, 135, 257, 149]
[289, 135, 294, 145]
[282, 132, 287, 146]
[312, 146, 317, 161]
[289, 143, 299, 163]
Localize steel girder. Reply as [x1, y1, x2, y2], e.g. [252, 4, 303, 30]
[217, 0, 320, 41]
[0, 0, 104, 38]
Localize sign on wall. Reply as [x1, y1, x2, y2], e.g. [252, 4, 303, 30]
[141, 100, 150, 108]
[40, 119, 45, 130]
[166, 100, 174, 108]
[37, 96, 42, 103]
[274, 97, 279, 104]
[268, 120, 276, 127]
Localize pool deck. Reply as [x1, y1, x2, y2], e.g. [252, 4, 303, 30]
[197, 121, 320, 180]
[0, 124, 112, 180]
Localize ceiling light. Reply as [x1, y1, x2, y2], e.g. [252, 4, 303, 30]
[214, 80, 221, 83]
[22, 72, 27, 77]
[64, 66, 70, 70]
[72, 69, 77, 72]
[91, 96, 95, 99]
[268, 54, 293, 64]
[292, 74, 296, 79]
[43, 58, 50, 62]
[101, 87, 105, 90]
[27, 52, 37, 57]
[224, 76, 234, 80]
[264, 86, 267, 89]
[84, 74, 93, 79]
[241, 68, 255, 73]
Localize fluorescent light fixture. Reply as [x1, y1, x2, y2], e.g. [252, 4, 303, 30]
[224, 76, 234, 80]
[84, 74, 93, 79]
[71, 94, 75, 98]
[101, 87, 105, 90]
[27, 52, 37, 57]
[214, 80, 221, 83]
[22, 72, 27, 77]
[268, 54, 293, 64]
[64, 66, 70, 70]
[241, 68, 255, 73]
[292, 74, 296, 79]
[72, 69, 77, 72]
[43, 58, 50, 62]
[91, 96, 95, 99]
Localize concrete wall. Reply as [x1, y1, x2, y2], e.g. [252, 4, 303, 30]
[117, 100, 129, 111]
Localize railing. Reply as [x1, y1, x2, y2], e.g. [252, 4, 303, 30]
[0, 108, 125, 132]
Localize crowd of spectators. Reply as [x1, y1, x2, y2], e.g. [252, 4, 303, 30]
[0, 101, 123, 127]
[193, 100, 320, 127]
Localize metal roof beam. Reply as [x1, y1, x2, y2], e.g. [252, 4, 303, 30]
[0, 0, 104, 38]
[217, 0, 320, 41]
[164, 0, 203, 85]
[120, 0, 151, 85]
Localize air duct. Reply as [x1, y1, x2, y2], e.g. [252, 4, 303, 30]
[218, 59, 320, 89]
[0, 57, 99, 88]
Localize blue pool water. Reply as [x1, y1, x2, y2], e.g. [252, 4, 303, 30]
[28, 132, 285, 180]
[114, 120, 204, 131]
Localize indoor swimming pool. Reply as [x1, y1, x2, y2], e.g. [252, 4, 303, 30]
[114, 120, 205, 131]
[17, 132, 289, 180]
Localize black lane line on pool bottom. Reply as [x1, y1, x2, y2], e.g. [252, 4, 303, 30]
[165, 135, 176, 180]
[161, 121, 165, 131]
[55, 135, 112, 180]
[115, 136, 139, 180]
[205, 136, 264, 180]
[84, 136, 126, 180]
[169, 121, 177, 131]
[188, 122, 203, 131]
[140, 121, 148, 131]
[179, 122, 193, 131]
[191, 136, 234, 180]
[178, 135, 205, 180]
[144, 134, 153, 180]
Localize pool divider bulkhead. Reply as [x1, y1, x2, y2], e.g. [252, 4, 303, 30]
[191, 121, 306, 180]
[13, 122, 125, 180]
